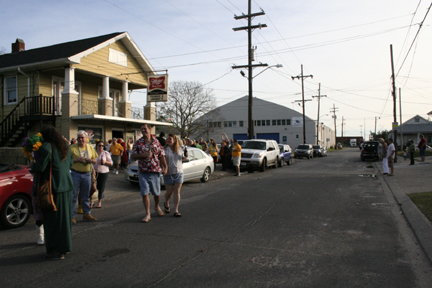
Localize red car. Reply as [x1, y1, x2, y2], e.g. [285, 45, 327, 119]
[0, 164, 33, 228]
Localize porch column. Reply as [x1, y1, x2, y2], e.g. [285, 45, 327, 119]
[60, 66, 79, 141]
[98, 76, 112, 116]
[144, 102, 156, 135]
[119, 80, 131, 118]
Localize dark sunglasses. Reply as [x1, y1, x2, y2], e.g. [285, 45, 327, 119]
[97, 145, 104, 147]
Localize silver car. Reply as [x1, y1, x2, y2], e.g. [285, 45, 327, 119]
[124, 147, 214, 185]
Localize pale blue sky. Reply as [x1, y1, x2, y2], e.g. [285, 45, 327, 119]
[1, 0, 430, 136]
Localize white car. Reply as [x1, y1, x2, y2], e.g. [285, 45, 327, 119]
[124, 147, 214, 185]
[240, 139, 280, 172]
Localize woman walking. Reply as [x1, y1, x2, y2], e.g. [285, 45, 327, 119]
[127, 137, 134, 164]
[379, 138, 389, 175]
[30, 126, 74, 260]
[163, 134, 188, 217]
[92, 140, 112, 208]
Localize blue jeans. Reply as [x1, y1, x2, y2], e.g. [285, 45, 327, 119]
[71, 170, 91, 217]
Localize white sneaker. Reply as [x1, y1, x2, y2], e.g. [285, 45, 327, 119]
[36, 224, 44, 245]
[113, 169, 117, 174]
[115, 170, 118, 174]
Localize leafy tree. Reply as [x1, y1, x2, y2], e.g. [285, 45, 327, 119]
[157, 81, 219, 139]
[370, 129, 391, 141]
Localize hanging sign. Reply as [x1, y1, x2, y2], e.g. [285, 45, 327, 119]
[147, 74, 169, 102]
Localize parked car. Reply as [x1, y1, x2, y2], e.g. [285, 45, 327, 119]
[294, 144, 314, 159]
[360, 141, 381, 161]
[240, 139, 280, 172]
[312, 145, 324, 157]
[278, 144, 292, 166]
[0, 163, 33, 229]
[124, 147, 214, 185]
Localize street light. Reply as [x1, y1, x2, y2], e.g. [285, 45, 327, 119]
[238, 64, 283, 139]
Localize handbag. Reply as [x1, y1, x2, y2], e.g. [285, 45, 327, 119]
[36, 144, 57, 211]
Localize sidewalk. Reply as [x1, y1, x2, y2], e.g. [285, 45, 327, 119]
[376, 156, 432, 264]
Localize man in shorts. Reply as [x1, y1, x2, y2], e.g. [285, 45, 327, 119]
[387, 138, 396, 176]
[109, 138, 123, 174]
[231, 139, 242, 176]
[131, 124, 167, 223]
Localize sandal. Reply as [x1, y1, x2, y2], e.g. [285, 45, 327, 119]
[141, 217, 151, 223]
[164, 202, 171, 214]
[154, 208, 164, 217]
[174, 212, 182, 217]
[89, 202, 94, 209]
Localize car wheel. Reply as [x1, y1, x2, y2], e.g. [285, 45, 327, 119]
[260, 158, 267, 172]
[278, 157, 284, 167]
[200, 167, 211, 182]
[0, 194, 31, 229]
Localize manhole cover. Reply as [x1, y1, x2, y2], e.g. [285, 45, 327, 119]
[358, 174, 377, 178]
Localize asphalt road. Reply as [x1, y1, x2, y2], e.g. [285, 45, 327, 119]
[1, 148, 431, 287]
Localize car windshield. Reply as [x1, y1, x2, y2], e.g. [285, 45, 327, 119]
[363, 142, 378, 148]
[243, 141, 266, 150]
[278, 145, 283, 150]
[297, 145, 309, 149]
[313, 145, 320, 149]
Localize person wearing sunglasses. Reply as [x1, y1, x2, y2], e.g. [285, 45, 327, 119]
[70, 131, 97, 223]
[91, 140, 112, 208]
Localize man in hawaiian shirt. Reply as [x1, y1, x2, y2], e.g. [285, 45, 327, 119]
[131, 124, 167, 223]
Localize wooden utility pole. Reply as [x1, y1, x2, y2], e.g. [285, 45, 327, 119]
[232, 0, 267, 139]
[330, 104, 338, 148]
[390, 44, 398, 162]
[312, 83, 326, 144]
[292, 65, 313, 144]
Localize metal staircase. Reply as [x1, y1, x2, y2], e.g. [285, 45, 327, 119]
[0, 95, 56, 147]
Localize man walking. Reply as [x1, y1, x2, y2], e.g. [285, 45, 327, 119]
[131, 124, 167, 223]
[70, 131, 97, 223]
[109, 138, 124, 174]
[387, 138, 396, 176]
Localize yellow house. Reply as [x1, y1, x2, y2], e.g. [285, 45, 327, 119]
[0, 32, 170, 146]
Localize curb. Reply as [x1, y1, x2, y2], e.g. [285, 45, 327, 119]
[375, 161, 432, 264]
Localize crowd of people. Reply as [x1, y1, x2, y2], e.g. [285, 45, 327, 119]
[29, 125, 244, 260]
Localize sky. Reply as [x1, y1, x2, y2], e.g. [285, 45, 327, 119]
[1, 0, 431, 137]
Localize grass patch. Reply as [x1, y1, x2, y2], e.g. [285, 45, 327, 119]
[397, 150, 432, 157]
[408, 192, 432, 223]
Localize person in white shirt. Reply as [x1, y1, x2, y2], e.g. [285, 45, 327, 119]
[387, 138, 396, 176]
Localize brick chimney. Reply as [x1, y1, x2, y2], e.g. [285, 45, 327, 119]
[12, 38, 25, 53]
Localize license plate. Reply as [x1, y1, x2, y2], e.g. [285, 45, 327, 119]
[241, 162, 247, 166]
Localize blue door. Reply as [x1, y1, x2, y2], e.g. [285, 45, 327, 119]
[257, 133, 280, 143]
[233, 134, 249, 140]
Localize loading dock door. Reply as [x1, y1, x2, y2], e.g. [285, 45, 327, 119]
[257, 133, 280, 143]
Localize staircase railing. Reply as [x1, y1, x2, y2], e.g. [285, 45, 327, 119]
[0, 95, 54, 146]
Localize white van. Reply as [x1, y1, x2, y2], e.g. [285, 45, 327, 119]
[350, 139, 357, 147]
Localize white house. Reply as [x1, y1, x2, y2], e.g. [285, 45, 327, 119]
[394, 115, 432, 146]
[192, 96, 335, 148]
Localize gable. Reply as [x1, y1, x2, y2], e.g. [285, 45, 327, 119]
[404, 115, 429, 125]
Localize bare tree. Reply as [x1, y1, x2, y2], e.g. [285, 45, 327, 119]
[157, 81, 219, 139]
[0, 46, 6, 55]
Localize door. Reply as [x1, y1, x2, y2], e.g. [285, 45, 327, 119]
[257, 133, 280, 143]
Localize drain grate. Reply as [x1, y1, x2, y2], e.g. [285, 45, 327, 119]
[358, 174, 377, 178]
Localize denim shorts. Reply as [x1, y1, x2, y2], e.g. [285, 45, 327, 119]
[163, 173, 184, 185]
[139, 172, 161, 196]
[419, 149, 425, 156]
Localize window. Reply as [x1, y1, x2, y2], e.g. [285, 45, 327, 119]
[282, 119, 286, 125]
[261, 120, 266, 126]
[266, 120, 270, 126]
[109, 48, 128, 67]
[218, 122, 222, 127]
[272, 120, 277, 126]
[208, 122, 213, 128]
[239, 121, 244, 127]
[4, 76, 17, 104]
[224, 122, 228, 127]
[277, 119, 281, 125]
[233, 121, 237, 127]
[287, 119, 291, 125]
[257, 120, 261, 126]
[229, 121, 232, 127]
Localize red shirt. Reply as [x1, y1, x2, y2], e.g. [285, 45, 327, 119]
[418, 138, 426, 149]
[132, 135, 165, 173]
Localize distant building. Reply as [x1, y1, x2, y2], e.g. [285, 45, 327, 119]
[394, 115, 432, 145]
[192, 96, 335, 148]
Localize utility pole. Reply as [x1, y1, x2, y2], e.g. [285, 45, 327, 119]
[390, 44, 398, 162]
[399, 88, 403, 148]
[341, 116, 345, 138]
[292, 65, 313, 144]
[232, 0, 267, 140]
[312, 83, 326, 144]
[374, 116, 380, 137]
[330, 104, 338, 148]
